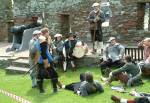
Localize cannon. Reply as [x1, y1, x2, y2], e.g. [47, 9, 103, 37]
[6, 22, 41, 52]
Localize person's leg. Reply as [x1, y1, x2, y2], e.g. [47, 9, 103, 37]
[96, 30, 103, 54]
[51, 78, 58, 93]
[37, 64, 45, 93]
[111, 95, 136, 103]
[31, 76, 37, 88]
[100, 60, 112, 77]
[127, 73, 141, 87]
[64, 83, 76, 91]
[113, 60, 125, 68]
[37, 79, 44, 93]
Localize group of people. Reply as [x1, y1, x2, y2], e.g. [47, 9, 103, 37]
[27, 2, 150, 101]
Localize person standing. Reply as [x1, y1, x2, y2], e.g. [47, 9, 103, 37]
[87, 2, 105, 54]
[29, 30, 41, 88]
[35, 28, 62, 93]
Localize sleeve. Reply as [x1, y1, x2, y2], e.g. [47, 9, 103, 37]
[94, 81, 104, 93]
[112, 64, 128, 75]
[79, 82, 88, 96]
[99, 11, 105, 23]
[118, 44, 125, 58]
[40, 42, 48, 59]
[87, 11, 94, 23]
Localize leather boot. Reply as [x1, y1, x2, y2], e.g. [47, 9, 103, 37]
[37, 80, 45, 93]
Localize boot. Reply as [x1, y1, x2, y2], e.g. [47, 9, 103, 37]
[37, 80, 45, 93]
[111, 95, 120, 103]
[51, 78, 58, 93]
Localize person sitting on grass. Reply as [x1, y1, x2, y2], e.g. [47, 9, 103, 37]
[102, 55, 142, 87]
[77, 72, 104, 96]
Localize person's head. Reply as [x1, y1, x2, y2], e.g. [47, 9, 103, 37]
[54, 33, 62, 41]
[31, 16, 38, 23]
[32, 30, 41, 39]
[124, 55, 132, 63]
[41, 28, 50, 37]
[85, 72, 94, 83]
[92, 2, 100, 12]
[80, 73, 86, 82]
[68, 33, 75, 40]
[143, 38, 150, 47]
[108, 37, 116, 45]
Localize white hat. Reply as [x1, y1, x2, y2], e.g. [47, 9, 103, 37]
[38, 35, 46, 43]
[54, 33, 62, 38]
[33, 30, 41, 35]
[92, 2, 100, 7]
[108, 37, 116, 42]
[143, 38, 150, 42]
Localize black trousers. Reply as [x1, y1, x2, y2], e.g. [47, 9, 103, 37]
[37, 63, 58, 90]
[100, 59, 125, 76]
[90, 30, 103, 42]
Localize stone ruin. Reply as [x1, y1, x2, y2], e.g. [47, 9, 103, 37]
[0, 0, 149, 46]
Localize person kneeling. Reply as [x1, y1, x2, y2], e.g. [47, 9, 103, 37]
[103, 56, 142, 87]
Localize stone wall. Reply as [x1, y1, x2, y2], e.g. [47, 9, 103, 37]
[1, 0, 150, 45]
[12, 0, 99, 40]
[109, 0, 150, 45]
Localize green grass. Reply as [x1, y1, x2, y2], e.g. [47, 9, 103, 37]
[0, 67, 150, 103]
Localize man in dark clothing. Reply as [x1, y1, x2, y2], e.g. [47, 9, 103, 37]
[87, 2, 105, 54]
[63, 33, 77, 71]
[35, 28, 62, 93]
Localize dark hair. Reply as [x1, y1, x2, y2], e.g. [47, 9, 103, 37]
[85, 72, 94, 83]
[80, 73, 86, 82]
[125, 55, 132, 62]
[125, 55, 136, 64]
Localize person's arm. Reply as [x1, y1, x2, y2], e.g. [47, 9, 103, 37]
[79, 82, 88, 96]
[99, 11, 105, 23]
[118, 44, 125, 59]
[112, 64, 128, 75]
[87, 11, 95, 23]
[94, 81, 104, 93]
[40, 42, 50, 68]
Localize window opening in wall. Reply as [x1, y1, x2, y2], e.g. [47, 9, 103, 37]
[137, 3, 150, 31]
[59, 14, 70, 35]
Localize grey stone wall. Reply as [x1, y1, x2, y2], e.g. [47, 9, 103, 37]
[109, 0, 150, 45]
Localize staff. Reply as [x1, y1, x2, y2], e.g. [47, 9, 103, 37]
[87, 2, 105, 54]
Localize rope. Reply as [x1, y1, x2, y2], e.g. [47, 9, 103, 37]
[0, 89, 31, 103]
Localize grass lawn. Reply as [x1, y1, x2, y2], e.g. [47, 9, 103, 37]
[0, 67, 150, 103]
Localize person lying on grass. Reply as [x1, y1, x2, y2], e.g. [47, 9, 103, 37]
[101, 55, 142, 87]
[64, 72, 104, 96]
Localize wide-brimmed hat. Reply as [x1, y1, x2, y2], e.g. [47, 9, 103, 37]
[32, 30, 41, 35]
[108, 37, 116, 42]
[92, 2, 100, 7]
[54, 33, 62, 38]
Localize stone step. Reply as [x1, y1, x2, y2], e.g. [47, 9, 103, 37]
[12, 58, 29, 68]
[5, 66, 29, 74]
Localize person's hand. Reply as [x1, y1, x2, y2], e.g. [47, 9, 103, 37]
[77, 90, 81, 95]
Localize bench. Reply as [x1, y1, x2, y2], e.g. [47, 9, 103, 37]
[125, 46, 150, 76]
[125, 46, 144, 61]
